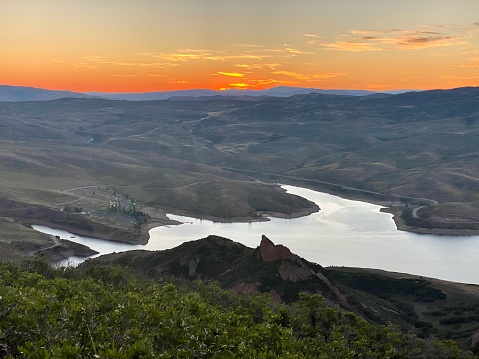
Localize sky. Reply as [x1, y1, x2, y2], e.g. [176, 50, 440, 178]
[1, 0, 479, 92]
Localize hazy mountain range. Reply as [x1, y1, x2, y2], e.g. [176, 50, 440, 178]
[0, 85, 87, 102]
[0, 84, 413, 102]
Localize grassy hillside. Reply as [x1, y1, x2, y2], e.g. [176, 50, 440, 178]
[1, 88, 479, 258]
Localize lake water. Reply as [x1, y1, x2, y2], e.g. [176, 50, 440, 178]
[33, 185, 479, 284]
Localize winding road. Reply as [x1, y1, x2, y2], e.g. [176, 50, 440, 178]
[29, 234, 61, 256]
[220, 166, 439, 211]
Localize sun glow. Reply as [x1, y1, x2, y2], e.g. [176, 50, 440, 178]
[2, 1, 479, 92]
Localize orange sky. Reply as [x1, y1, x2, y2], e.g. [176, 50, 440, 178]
[1, 0, 479, 92]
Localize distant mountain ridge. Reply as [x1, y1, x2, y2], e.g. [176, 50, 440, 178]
[0, 85, 89, 102]
[0, 84, 415, 102]
[87, 86, 381, 101]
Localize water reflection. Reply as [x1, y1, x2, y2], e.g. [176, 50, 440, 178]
[33, 185, 479, 284]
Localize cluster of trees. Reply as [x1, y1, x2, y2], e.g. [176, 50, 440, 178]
[108, 202, 146, 221]
[108, 202, 147, 231]
[0, 257, 474, 358]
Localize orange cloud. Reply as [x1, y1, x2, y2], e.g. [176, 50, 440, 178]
[458, 57, 479, 68]
[233, 44, 264, 48]
[272, 70, 345, 81]
[319, 41, 384, 52]
[217, 72, 244, 77]
[53, 59, 99, 70]
[112, 72, 165, 78]
[146, 50, 265, 62]
[385, 31, 463, 49]
[112, 74, 138, 77]
[81, 56, 179, 69]
[83, 56, 109, 62]
[229, 83, 251, 89]
[309, 27, 466, 52]
[459, 63, 479, 68]
[72, 63, 98, 70]
[253, 79, 288, 86]
[284, 47, 314, 55]
[272, 71, 310, 80]
[235, 63, 280, 70]
[75, 46, 315, 84]
[440, 73, 479, 79]
[52, 44, 322, 91]
[219, 78, 290, 91]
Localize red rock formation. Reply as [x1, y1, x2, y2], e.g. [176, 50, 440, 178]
[257, 235, 349, 308]
[259, 235, 295, 262]
[260, 235, 314, 283]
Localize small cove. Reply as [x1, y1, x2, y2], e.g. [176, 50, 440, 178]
[33, 185, 479, 284]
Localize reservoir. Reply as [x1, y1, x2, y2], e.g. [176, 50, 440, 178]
[33, 185, 479, 284]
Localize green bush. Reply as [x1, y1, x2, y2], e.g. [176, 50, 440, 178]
[0, 259, 474, 358]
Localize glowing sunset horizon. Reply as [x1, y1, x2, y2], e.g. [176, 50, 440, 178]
[2, 0, 479, 93]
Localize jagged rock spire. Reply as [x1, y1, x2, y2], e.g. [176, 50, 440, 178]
[259, 235, 294, 262]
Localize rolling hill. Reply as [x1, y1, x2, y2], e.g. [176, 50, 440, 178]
[0, 86, 478, 260]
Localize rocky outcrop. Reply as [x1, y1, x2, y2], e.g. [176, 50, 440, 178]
[259, 235, 295, 262]
[258, 235, 349, 307]
[260, 235, 313, 283]
[230, 237, 317, 302]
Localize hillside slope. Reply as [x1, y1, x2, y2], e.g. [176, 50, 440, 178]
[84, 235, 479, 350]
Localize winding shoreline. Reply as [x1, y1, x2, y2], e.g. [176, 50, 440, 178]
[34, 192, 479, 264]
[29, 182, 479, 264]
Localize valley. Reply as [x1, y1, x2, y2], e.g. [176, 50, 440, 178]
[1, 88, 479, 260]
